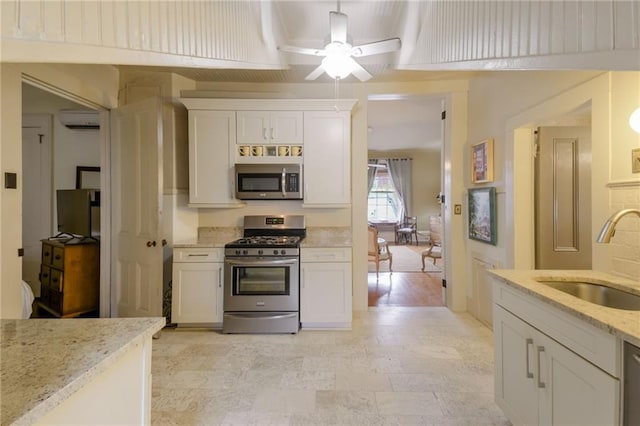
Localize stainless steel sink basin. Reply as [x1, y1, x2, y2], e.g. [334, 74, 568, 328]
[537, 280, 640, 311]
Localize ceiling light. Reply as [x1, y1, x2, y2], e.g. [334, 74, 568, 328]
[321, 53, 353, 79]
[629, 107, 640, 134]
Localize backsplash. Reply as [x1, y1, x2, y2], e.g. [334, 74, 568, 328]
[608, 185, 640, 281]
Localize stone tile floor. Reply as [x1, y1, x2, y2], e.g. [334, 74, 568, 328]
[151, 307, 511, 425]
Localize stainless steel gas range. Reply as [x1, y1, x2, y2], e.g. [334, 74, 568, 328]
[222, 215, 305, 334]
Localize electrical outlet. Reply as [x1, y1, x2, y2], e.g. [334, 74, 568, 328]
[633, 148, 640, 174]
[454, 204, 462, 215]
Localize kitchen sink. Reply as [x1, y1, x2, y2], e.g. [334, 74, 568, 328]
[537, 280, 640, 311]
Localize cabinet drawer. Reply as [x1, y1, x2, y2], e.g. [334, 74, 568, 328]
[301, 247, 351, 263]
[42, 244, 53, 266]
[52, 246, 65, 269]
[50, 269, 63, 292]
[40, 265, 51, 288]
[174, 247, 223, 263]
[49, 290, 63, 315]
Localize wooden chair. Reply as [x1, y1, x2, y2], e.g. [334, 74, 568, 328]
[421, 215, 443, 271]
[368, 225, 392, 278]
[395, 216, 418, 245]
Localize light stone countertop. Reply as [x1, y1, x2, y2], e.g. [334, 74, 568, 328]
[302, 227, 352, 247]
[489, 269, 640, 347]
[173, 226, 352, 248]
[1, 317, 165, 426]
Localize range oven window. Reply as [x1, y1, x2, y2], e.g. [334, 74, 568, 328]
[233, 266, 290, 295]
[237, 173, 281, 192]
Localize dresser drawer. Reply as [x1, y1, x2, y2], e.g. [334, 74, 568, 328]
[42, 244, 53, 266]
[174, 247, 223, 263]
[40, 265, 51, 288]
[50, 269, 63, 292]
[52, 246, 65, 269]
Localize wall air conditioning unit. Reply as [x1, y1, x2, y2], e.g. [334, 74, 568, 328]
[58, 110, 100, 130]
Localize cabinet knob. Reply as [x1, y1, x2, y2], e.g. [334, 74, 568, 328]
[147, 241, 157, 247]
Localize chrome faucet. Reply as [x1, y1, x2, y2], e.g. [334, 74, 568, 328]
[596, 208, 640, 243]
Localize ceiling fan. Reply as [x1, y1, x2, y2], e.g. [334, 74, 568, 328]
[278, 9, 401, 82]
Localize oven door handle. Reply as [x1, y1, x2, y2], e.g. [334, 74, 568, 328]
[225, 259, 298, 266]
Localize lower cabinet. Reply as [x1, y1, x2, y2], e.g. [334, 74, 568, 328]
[300, 247, 352, 329]
[171, 247, 223, 326]
[493, 283, 620, 426]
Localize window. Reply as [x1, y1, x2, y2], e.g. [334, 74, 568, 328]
[368, 165, 402, 221]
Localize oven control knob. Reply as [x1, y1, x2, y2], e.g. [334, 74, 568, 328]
[235, 249, 240, 255]
[281, 250, 286, 255]
[242, 249, 248, 255]
[258, 249, 263, 255]
[273, 249, 279, 255]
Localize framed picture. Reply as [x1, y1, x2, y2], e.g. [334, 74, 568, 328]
[471, 138, 494, 183]
[76, 166, 100, 189]
[468, 187, 497, 245]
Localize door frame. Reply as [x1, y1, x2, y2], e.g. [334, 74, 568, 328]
[22, 75, 112, 317]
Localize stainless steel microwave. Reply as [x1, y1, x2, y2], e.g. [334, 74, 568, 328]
[235, 163, 303, 200]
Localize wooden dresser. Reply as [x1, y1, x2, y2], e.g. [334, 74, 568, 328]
[39, 238, 100, 317]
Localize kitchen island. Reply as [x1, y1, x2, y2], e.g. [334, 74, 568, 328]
[1, 317, 165, 425]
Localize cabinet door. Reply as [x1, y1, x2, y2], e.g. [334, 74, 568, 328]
[300, 262, 352, 326]
[538, 332, 619, 426]
[188, 110, 238, 205]
[303, 111, 351, 206]
[494, 306, 540, 425]
[236, 111, 270, 144]
[171, 262, 223, 324]
[270, 111, 303, 144]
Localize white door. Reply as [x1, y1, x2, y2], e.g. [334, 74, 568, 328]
[536, 126, 592, 269]
[110, 98, 163, 317]
[22, 114, 52, 297]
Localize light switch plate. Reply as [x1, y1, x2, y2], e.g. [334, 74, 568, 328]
[632, 148, 640, 174]
[454, 204, 462, 215]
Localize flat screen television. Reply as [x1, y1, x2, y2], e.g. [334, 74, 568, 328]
[56, 189, 100, 237]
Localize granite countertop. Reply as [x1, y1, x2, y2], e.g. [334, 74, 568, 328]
[174, 226, 352, 248]
[489, 269, 640, 346]
[1, 317, 165, 426]
[302, 227, 352, 247]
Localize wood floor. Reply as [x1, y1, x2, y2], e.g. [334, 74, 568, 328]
[368, 271, 445, 307]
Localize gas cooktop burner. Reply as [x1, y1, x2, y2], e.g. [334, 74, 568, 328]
[226, 235, 301, 248]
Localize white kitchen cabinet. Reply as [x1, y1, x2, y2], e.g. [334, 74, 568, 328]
[187, 110, 243, 207]
[303, 111, 351, 207]
[300, 247, 352, 328]
[171, 247, 224, 326]
[237, 111, 303, 144]
[493, 282, 620, 426]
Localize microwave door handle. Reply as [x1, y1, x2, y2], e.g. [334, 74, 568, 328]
[282, 168, 286, 198]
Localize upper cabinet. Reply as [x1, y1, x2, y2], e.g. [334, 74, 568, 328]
[303, 110, 352, 207]
[180, 98, 356, 208]
[237, 111, 303, 145]
[186, 109, 243, 207]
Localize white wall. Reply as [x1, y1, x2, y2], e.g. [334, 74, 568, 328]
[465, 71, 640, 324]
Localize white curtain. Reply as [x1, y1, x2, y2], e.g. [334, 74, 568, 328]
[386, 158, 412, 217]
[367, 159, 378, 194]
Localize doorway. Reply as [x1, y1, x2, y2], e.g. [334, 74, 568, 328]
[22, 83, 102, 314]
[366, 95, 445, 307]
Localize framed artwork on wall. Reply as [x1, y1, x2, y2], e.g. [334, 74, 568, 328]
[471, 138, 494, 183]
[76, 166, 100, 189]
[468, 187, 497, 245]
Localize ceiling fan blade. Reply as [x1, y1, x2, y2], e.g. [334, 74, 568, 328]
[347, 57, 373, 81]
[278, 45, 326, 56]
[330, 11, 348, 44]
[305, 65, 326, 81]
[351, 38, 402, 57]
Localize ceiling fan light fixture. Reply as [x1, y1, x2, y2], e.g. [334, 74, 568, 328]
[321, 53, 353, 79]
